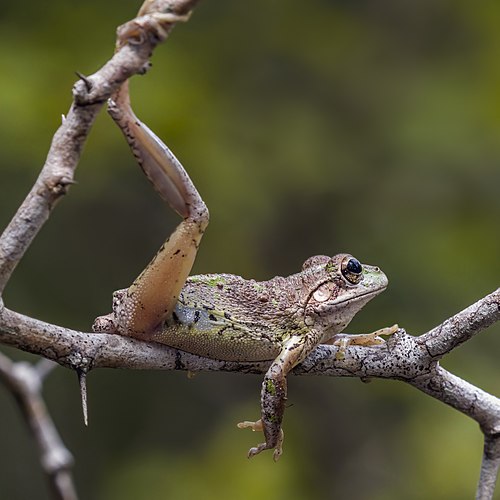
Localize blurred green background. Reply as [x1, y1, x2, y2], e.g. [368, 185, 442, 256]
[1, 0, 499, 498]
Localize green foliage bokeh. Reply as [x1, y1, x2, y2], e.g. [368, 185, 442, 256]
[0, 1, 499, 499]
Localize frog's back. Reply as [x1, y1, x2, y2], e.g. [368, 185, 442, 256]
[148, 273, 299, 361]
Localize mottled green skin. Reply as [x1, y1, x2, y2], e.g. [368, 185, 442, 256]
[150, 273, 299, 361]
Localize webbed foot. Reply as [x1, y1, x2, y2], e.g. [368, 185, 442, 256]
[237, 419, 284, 461]
[117, 3, 191, 49]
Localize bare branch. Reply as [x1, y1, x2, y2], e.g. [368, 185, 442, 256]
[477, 436, 500, 500]
[408, 365, 500, 433]
[0, 289, 498, 384]
[2, 289, 499, 496]
[0, 351, 77, 500]
[419, 288, 500, 359]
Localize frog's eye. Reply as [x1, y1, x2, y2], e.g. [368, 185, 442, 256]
[341, 256, 363, 285]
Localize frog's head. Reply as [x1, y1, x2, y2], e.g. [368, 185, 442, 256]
[301, 253, 388, 335]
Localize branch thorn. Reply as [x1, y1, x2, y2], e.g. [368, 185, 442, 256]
[77, 369, 89, 426]
[75, 71, 92, 92]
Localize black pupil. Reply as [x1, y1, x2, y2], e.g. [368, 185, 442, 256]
[346, 258, 362, 274]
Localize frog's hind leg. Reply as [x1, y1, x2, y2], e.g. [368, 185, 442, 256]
[94, 83, 209, 337]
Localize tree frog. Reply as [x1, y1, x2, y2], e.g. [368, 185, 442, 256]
[93, 17, 396, 460]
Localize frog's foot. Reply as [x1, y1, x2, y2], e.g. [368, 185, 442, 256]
[117, 11, 191, 48]
[92, 313, 119, 334]
[332, 324, 399, 360]
[237, 419, 284, 461]
[237, 418, 264, 433]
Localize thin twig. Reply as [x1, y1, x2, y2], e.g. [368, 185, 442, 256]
[36, 358, 59, 381]
[0, 352, 77, 500]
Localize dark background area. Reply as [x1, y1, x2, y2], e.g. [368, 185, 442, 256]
[0, 1, 499, 498]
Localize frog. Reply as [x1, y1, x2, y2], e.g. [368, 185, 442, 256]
[93, 11, 397, 461]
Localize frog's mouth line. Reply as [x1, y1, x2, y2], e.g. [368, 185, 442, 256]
[334, 285, 387, 306]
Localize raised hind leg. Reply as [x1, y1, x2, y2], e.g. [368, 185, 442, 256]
[93, 82, 208, 337]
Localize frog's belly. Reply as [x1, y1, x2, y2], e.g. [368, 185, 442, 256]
[150, 323, 281, 362]
[149, 304, 282, 362]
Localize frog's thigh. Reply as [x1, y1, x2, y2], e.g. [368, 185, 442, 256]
[125, 218, 205, 335]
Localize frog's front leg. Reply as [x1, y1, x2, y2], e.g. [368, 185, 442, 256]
[93, 82, 208, 337]
[329, 324, 399, 359]
[238, 330, 322, 461]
